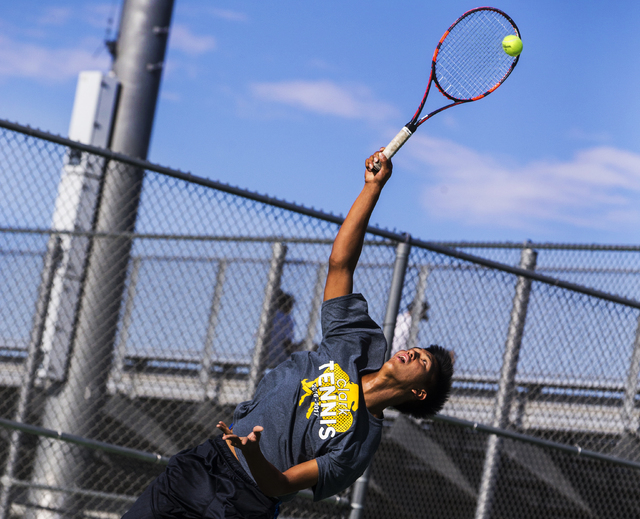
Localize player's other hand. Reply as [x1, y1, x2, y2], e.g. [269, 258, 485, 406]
[365, 148, 392, 188]
[218, 421, 264, 454]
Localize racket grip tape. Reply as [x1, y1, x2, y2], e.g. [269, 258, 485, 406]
[371, 126, 413, 172]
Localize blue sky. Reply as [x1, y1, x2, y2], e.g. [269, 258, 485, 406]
[1, 0, 640, 244]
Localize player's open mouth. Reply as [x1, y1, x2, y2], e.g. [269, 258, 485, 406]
[397, 353, 409, 364]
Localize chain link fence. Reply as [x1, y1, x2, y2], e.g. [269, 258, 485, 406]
[2, 119, 640, 519]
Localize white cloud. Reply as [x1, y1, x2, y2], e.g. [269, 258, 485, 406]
[37, 7, 73, 26]
[0, 13, 211, 83]
[408, 134, 640, 231]
[170, 24, 216, 55]
[210, 8, 248, 22]
[35, 4, 119, 29]
[250, 80, 398, 121]
[0, 35, 110, 82]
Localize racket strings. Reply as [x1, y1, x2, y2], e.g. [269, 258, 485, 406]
[435, 10, 517, 101]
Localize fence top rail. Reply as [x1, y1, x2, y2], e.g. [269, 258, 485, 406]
[2, 118, 640, 310]
[0, 417, 170, 465]
[431, 241, 640, 251]
[0, 226, 391, 246]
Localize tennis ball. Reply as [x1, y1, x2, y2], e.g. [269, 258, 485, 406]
[502, 35, 523, 57]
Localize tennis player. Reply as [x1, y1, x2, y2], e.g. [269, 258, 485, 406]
[122, 149, 454, 519]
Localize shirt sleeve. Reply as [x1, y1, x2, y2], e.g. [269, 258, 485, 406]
[321, 294, 375, 338]
[319, 293, 387, 371]
[313, 450, 366, 501]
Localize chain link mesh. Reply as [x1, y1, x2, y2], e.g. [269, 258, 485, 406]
[1, 121, 640, 518]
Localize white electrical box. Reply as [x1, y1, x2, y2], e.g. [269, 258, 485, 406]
[40, 72, 120, 381]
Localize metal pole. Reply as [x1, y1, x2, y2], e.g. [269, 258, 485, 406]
[110, 256, 142, 391]
[382, 237, 413, 361]
[349, 236, 412, 519]
[201, 261, 228, 399]
[474, 246, 537, 519]
[248, 243, 288, 396]
[27, 1, 175, 518]
[302, 263, 328, 351]
[0, 238, 63, 519]
[408, 265, 430, 350]
[623, 314, 640, 431]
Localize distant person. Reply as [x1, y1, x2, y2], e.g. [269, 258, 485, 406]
[122, 148, 453, 519]
[264, 289, 296, 369]
[391, 300, 430, 357]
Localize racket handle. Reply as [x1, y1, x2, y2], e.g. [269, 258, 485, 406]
[371, 126, 413, 172]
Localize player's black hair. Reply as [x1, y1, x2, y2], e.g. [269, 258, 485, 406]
[394, 344, 454, 419]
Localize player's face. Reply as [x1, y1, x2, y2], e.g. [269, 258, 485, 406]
[389, 347, 435, 390]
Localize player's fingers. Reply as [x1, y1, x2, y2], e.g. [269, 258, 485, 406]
[217, 421, 232, 434]
[378, 150, 392, 170]
[251, 426, 263, 442]
[222, 433, 239, 443]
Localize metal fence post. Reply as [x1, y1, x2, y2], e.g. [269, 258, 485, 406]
[474, 245, 537, 519]
[349, 236, 412, 519]
[408, 265, 430, 350]
[623, 314, 640, 432]
[0, 238, 63, 519]
[248, 243, 288, 396]
[110, 257, 142, 393]
[200, 260, 228, 399]
[302, 263, 327, 352]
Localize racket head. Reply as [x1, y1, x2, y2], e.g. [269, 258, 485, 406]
[431, 7, 521, 105]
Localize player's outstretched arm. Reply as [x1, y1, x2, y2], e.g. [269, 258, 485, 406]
[217, 422, 319, 497]
[324, 149, 392, 301]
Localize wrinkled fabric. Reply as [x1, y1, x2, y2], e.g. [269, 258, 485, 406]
[122, 437, 279, 519]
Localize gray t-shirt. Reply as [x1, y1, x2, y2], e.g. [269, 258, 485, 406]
[232, 293, 387, 501]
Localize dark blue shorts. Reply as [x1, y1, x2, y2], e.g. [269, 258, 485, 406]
[122, 437, 280, 519]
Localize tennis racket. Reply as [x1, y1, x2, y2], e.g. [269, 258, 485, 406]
[372, 7, 521, 171]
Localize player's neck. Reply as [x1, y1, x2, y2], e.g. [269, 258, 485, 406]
[361, 371, 406, 418]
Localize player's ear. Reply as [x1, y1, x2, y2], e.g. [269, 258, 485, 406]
[411, 388, 427, 401]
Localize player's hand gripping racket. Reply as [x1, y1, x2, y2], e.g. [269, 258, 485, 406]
[372, 7, 521, 172]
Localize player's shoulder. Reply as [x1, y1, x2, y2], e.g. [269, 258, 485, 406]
[321, 294, 376, 331]
[321, 293, 369, 318]
[321, 293, 384, 342]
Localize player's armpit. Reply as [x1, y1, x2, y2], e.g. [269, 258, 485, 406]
[323, 267, 353, 302]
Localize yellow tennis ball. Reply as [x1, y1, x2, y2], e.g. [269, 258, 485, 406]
[502, 35, 523, 57]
